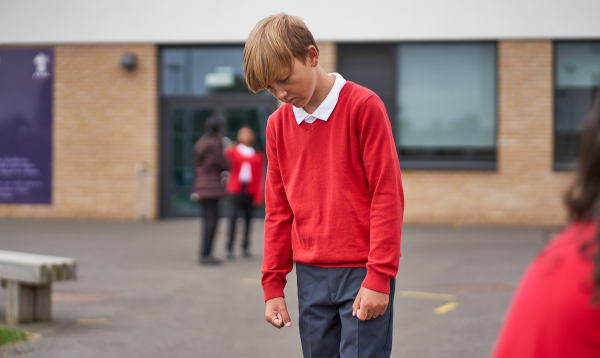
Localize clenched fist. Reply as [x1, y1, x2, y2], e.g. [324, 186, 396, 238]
[352, 287, 389, 321]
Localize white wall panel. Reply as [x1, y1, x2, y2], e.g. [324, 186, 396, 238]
[0, 0, 599, 44]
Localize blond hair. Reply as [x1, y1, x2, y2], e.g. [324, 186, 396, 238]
[243, 13, 318, 93]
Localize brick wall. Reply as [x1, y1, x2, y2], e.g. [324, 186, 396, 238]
[317, 42, 337, 74]
[0, 44, 158, 220]
[402, 41, 574, 226]
[0, 41, 577, 225]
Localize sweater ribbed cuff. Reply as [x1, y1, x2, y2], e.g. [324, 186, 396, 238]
[263, 282, 285, 302]
[361, 270, 391, 294]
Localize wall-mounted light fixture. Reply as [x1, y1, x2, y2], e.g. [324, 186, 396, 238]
[121, 53, 137, 70]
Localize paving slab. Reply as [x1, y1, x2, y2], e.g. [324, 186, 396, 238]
[0, 219, 547, 358]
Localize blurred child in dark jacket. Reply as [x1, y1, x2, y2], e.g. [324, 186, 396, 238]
[192, 116, 230, 265]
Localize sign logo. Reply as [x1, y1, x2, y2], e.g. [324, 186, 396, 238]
[32, 53, 51, 79]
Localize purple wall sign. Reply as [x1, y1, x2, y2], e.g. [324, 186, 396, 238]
[0, 48, 53, 204]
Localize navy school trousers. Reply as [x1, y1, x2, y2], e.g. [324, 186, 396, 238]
[295, 263, 395, 358]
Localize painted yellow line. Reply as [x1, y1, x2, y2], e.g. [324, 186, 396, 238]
[434, 302, 458, 314]
[241, 278, 261, 285]
[26, 332, 42, 342]
[77, 318, 109, 325]
[399, 290, 456, 301]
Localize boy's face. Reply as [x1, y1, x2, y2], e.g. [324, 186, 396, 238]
[266, 47, 318, 108]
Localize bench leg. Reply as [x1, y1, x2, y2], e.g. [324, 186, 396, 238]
[35, 283, 52, 322]
[6, 280, 52, 324]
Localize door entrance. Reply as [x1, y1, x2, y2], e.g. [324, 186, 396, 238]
[160, 95, 276, 218]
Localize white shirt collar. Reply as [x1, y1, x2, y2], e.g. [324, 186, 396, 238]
[236, 143, 255, 157]
[292, 73, 347, 125]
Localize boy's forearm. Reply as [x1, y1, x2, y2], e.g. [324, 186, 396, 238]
[261, 127, 294, 302]
[362, 269, 396, 294]
[261, 176, 294, 302]
[261, 204, 293, 300]
[261, 274, 288, 301]
[363, 191, 403, 293]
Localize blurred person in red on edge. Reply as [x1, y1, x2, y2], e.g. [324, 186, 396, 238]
[491, 94, 600, 358]
[224, 126, 264, 259]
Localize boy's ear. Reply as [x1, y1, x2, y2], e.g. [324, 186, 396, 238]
[306, 45, 319, 68]
[306, 45, 319, 67]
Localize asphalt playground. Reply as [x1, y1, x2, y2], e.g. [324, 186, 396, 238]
[0, 219, 550, 358]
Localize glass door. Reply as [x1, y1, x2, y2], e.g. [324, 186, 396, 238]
[159, 46, 277, 218]
[224, 106, 270, 152]
[170, 107, 215, 216]
[160, 96, 276, 218]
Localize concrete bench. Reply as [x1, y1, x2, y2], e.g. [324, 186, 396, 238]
[0, 250, 77, 324]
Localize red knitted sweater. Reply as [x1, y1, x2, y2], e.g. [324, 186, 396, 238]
[261, 82, 404, 301]
[491, 222, 600, 358]
[224, 147, 264, 204]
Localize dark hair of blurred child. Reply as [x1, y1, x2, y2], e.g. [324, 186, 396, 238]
[224, 126, 264, 258]
[491, 93, 600, 358]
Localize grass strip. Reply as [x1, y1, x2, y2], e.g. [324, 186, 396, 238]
[0, 326, 28, 347]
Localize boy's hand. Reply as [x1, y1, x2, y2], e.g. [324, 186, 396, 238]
[352, 287, 389, 321]
[265, 297, 292, 328]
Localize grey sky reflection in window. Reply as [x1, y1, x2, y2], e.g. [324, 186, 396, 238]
[161, 47, 252, 95]
[191, 48, 249, 94]
[162, 49, 187, 95]
[397, 43, 496, 149]
[554, 42, 600, 166]
[556, 42, 600, 87]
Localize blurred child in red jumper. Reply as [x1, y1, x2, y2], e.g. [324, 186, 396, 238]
[225, 126, 264, 258]
[491, 93, 600, 358]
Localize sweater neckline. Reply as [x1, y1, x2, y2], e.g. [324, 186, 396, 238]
[290, 82, 353, 132]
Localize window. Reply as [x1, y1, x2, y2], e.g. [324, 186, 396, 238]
[554, 41, 600, 170]
[339, 43, 498, 170]
[161, 47, 258, 95]
[159, 46, 276, 218]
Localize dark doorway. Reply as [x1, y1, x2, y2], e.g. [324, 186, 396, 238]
[160, 95, 276, 218]
[159, 45, 277, 218]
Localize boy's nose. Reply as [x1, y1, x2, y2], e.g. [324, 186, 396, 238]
[277, 90, 288, 102]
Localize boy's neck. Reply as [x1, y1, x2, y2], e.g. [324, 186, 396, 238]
[302, 66, 335, 115]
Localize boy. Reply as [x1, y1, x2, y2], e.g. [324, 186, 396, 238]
[243, 13, 404, 358]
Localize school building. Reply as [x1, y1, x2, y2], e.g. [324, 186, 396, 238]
[0, 1, 599, 225]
